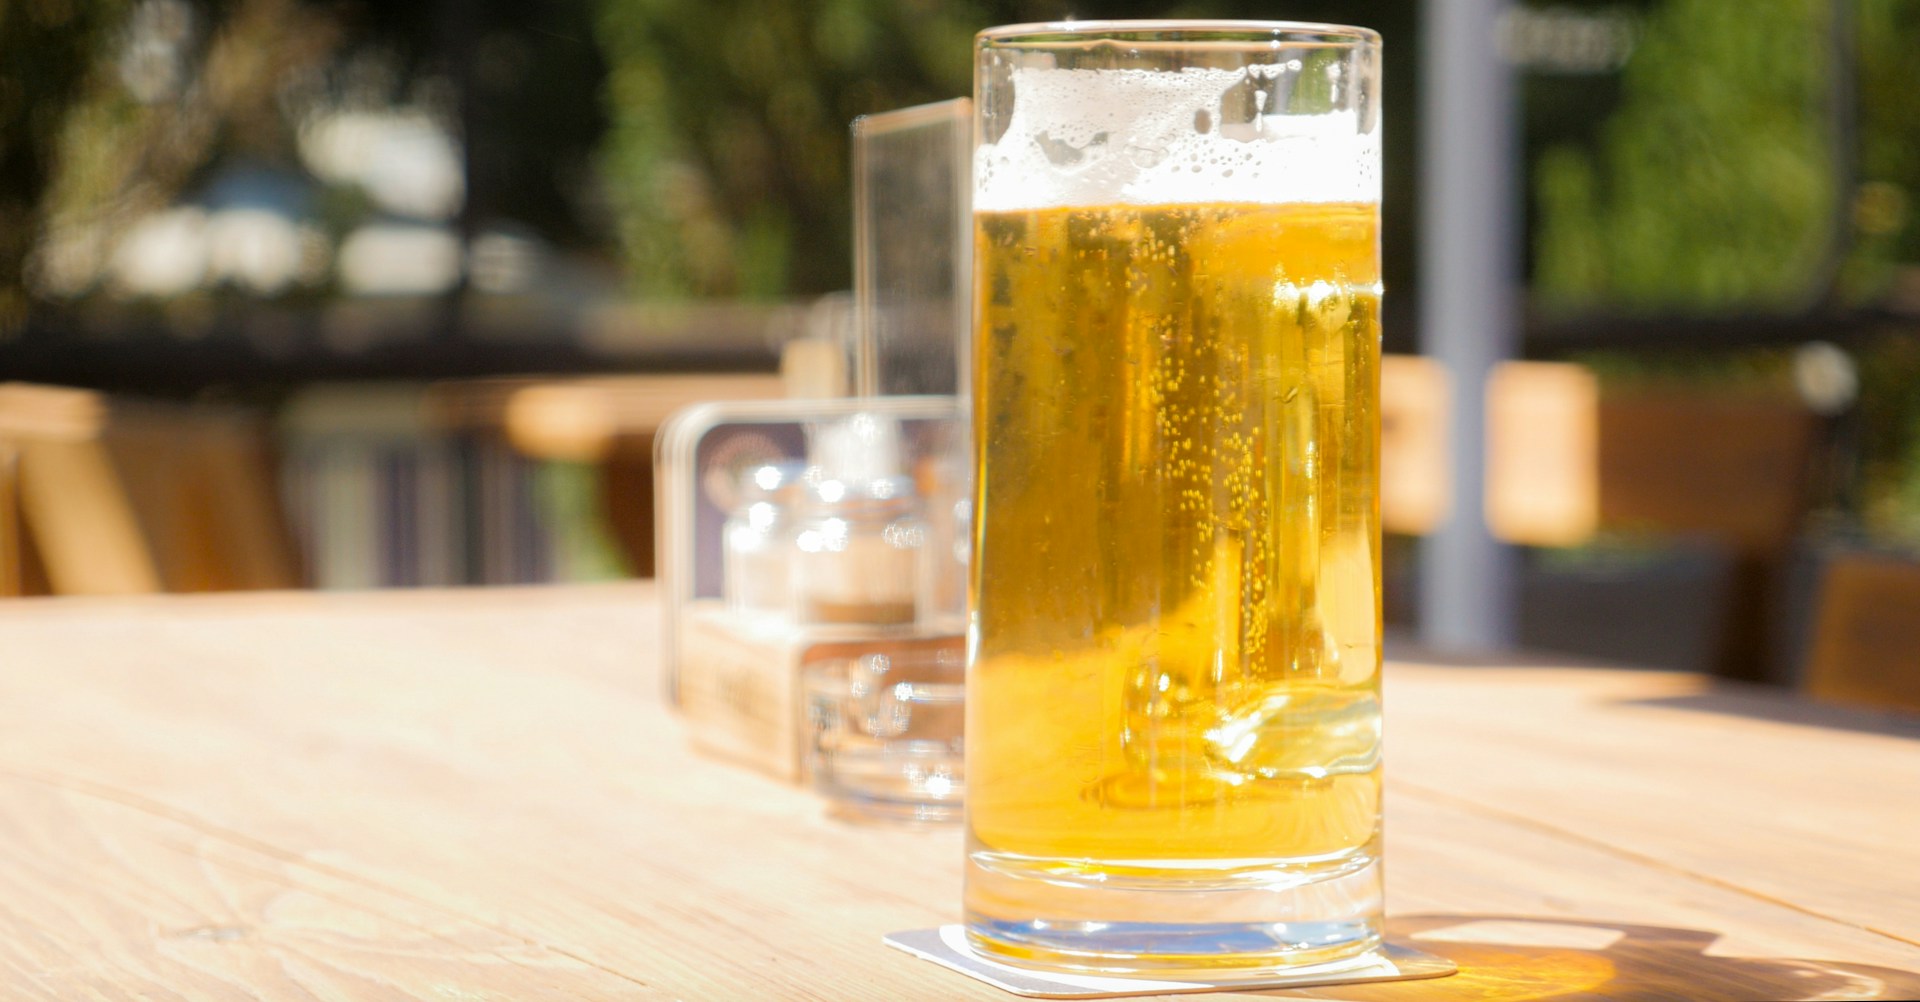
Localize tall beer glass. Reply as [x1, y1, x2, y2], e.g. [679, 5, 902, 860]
[967, 21, 1384, 971]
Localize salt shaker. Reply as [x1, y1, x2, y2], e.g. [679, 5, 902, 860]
[722, 461, 806, 624]
[792, 475, 926, 627]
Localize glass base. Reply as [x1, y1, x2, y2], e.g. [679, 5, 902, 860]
[821, 784, 964, 825]
[964, 844, 1382, 974]
[885, 925, 1453, 999]
[810, 740, 963, 824]
[965, 918, 1382, 975]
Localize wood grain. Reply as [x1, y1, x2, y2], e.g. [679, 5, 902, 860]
[1385, 654, 1920, 946]
[0, 586, 1917, 999]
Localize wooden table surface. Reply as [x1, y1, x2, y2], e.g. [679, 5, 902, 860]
[2, 584, 1918, 1000]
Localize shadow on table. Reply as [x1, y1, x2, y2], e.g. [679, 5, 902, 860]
[1265, 915, 1920, 1001]
[1620, 689, 1920, 741]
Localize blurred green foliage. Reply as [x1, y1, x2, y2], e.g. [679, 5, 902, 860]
[8, 0, 1416, 309]
[1533, 0, 1920, 314]
[1854, 334, 1920, 546]
[9, 0, 1918, 545]
[1530, 0, 1920, 545]
[590, 0, 1414, 300]
[593, 0, 985, 300]
[1577, 346, 1798, 396]
[6, 0, 353, 315]
[1852, 0, 1920, 293]
[0, 0, 134, 331]
[2, 0, 610, 315]
[1532, 0, 1838, 312]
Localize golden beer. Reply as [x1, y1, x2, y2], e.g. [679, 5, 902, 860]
[966, 200, 1383, 967]
[965, 19, 1384, 971]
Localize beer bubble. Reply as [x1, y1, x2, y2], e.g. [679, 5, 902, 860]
[1126, 144, 1167, 168]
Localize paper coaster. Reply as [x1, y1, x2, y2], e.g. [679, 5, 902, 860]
[883, 925, 1457, 999]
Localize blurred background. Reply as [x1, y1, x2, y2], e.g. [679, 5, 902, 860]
[2, 0, 1917, 700]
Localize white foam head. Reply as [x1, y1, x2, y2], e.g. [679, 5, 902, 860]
[974, 65, 1378, 212]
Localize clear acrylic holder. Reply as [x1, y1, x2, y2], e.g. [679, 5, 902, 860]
[652, 98, 974, 804]
[851, 98, 972, 398]
[654, 396, 964, 796]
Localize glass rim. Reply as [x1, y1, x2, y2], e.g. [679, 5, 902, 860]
[977, 20, 1380, 50]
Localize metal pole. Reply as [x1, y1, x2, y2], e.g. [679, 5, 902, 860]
[1418, 0, 1521, 652]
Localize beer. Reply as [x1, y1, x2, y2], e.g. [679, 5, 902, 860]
[966, 200, 1382, 967]
[966, 21, 1384, 971]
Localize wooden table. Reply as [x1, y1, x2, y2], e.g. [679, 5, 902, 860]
[2, 585, 1917, 1000]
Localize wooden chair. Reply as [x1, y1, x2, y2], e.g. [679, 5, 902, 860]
[1380, 354, 1451, 537]
[1486, 364, 1821, 677]
[0, 383, 299, 597]
[1803, 553, 1920, 713]
[1488, 364, 1818, 554]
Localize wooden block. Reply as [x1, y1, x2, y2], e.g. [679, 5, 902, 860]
[676, 605, 808, 779]
[676, 600, 962, 781]
[1486, 361, 1601, 547]
[1804, 554, 1920, 713]
[1380, 354, 1450, 536]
